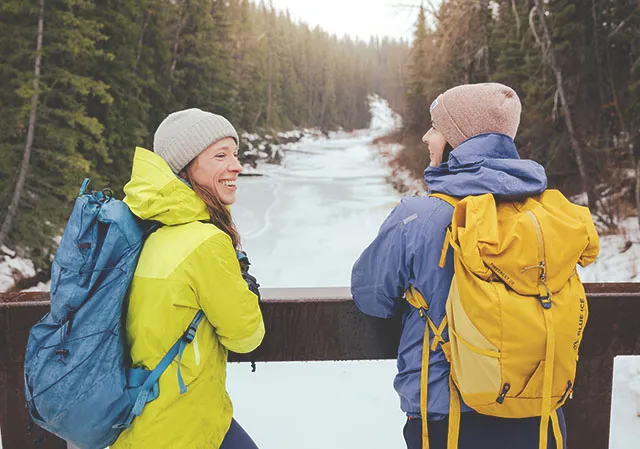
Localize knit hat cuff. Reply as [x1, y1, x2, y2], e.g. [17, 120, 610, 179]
[169, 120, 237, 173]
[430, 95, 467, 148]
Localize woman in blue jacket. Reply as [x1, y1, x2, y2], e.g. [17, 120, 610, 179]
[351, 83, 565, 449]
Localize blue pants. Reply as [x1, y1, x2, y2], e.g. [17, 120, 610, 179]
[403, 409, 566, 449]
[219, 419, 259, 449]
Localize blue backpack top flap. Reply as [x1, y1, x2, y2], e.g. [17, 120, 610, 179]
[48, 192, 147, 322]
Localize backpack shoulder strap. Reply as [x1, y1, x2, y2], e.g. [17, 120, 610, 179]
[122, 310, 205, 428]
[428, 192, 459, 208]
[428, 193, 460, 268]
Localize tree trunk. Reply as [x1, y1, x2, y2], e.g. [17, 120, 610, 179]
[530, 1, 592, 208]
[266, 49, 272, 125]
[590, 0, 609, 113]
[0, 0, 45, 249]
[511, 0, 521, 39]
[479, 0, 490, 80]
[170, 2, 188, 75]
[636, 157, 640, 230]
[135, 8, 152, 69]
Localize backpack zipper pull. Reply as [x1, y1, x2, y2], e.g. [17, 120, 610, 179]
[558, 380, 573, 403]
[496, 383, 511, 404]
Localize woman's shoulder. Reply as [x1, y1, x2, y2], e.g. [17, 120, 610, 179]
[147, 221, 232, 259]
[393, 194, 453, 222]
[160, 220, 226, 240]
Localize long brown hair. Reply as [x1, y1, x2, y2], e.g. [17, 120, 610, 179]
[183, 170, 241, 250]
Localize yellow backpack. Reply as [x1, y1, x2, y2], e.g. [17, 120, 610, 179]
[406, 190, 599, 449]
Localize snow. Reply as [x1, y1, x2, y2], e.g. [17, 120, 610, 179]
[368, 94, 402, 132]
[0, 251, 36, 292]
[227, 361, 405, 449]
[231, 96, 401, 288]
[578, 217, 640, 282]
[609, 356, 640, 449]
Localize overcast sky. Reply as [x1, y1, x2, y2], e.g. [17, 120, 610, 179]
[266, 0, 422, 42]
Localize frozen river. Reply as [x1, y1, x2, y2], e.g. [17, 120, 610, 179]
[232, 131, 401, 288]
[228, 127, 409, 449]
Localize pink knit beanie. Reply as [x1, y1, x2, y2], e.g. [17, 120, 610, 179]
[429, 83, 522, 148]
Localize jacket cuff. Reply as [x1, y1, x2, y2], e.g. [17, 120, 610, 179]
[224, 320, 265, 354]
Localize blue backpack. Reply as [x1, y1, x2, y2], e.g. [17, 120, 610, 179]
[24, 179, 204, 449]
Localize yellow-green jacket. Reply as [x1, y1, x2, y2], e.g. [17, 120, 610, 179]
[111, 147, 265, 449]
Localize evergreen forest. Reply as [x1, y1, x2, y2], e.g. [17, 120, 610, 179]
[0, 0, 407, 267]
[400, 0, 640, 230]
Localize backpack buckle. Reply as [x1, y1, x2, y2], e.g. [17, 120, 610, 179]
[538, 295, 552, 309]
[537, 283, 552, 309]
[182, 327, 197, 343]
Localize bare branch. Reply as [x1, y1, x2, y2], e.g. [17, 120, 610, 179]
[531, 0, 592, 208]
[511, 0, 521, 39]
[528, 6, 543, 49]
[389, 1, 439, 20]
[607, 10, 638, 40]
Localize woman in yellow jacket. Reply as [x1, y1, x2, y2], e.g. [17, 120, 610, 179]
[111, 108, 265, 449]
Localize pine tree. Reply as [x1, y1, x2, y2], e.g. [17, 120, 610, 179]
[0, 0, 112, 265]
[0, 0, 410, 269]
[405, 5, 431, 134]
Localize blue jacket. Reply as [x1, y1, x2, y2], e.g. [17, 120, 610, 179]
[351, 133, 548, 419]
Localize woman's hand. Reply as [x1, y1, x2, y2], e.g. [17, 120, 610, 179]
[237, 251, 261, 301]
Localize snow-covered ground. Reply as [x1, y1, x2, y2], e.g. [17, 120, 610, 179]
[609, 356, 640, 449]
[0, 245, 37, 292]
[578, 217, 640, 282]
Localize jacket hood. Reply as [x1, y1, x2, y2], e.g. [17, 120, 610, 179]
[424, 133, 548, 198]
[123, 147, 209, 225]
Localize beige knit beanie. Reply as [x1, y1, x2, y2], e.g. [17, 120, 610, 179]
[153, 108, 239, 174]
[429, 83, 521, 148]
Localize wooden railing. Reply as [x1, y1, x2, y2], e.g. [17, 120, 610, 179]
[1, 284, 639, 449]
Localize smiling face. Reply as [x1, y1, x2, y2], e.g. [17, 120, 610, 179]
[185, 137, 242, 205]
[422, 125, 448, 167]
